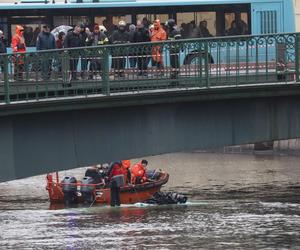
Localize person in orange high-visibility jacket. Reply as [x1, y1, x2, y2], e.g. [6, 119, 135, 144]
[121, 160, 131, 183]
[11, 25, 26, 81]
[151, 20, 167, 74]
[131, 159, 148, 184]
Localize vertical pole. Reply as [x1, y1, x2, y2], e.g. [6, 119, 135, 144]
[295, 33, 300, 82]
[3, 55, 10, 104]
[102, 48, 110, 95]
[204, 41, 209, 88]
[62, 50, 69, 85]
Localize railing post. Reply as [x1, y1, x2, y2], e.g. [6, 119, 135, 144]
[204, 41, 210, 88]
[62, 50, 69, 84]
[102, 48, 110, 95]
[3, 55, 10, 104]
[295, 33, 300, 82]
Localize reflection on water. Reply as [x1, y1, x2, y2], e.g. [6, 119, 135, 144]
[0, 152, 300, 249]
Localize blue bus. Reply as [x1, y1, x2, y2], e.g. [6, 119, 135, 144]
[0, 0, 295, 46]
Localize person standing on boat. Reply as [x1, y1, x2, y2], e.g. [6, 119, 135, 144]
[131, 159, 148, 184]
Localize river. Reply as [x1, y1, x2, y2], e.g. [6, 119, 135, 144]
[0, 151, 300, 249]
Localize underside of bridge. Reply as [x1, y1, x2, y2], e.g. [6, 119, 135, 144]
[1, 84, 300, 182]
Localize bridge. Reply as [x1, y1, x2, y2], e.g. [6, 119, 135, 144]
[1, 32, 300, 182]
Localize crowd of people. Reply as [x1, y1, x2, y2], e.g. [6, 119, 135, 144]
[0, 16, 248, 83]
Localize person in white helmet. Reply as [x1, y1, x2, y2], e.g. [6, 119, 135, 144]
[109, 20, 130, 78]
[86, 24, 109, 79]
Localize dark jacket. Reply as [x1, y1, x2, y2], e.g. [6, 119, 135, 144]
[0, 38, 7, 54]
[63, 31, 82, 48]
[36, 31, 56, 51]
[168, 27, 182, 53]
[109, 29, 130, 45]
[133, 27, 150, 43]
[133, 27, 150, 54]
[86, 32, 109, 46]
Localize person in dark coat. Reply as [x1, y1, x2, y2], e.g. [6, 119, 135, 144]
[0, 30, 7, 77]
[166, 19, 182, 79]
[133, 20, 150, 76]
[63, 25, 82, 82]
[128, 24, 136, 68]
[79, 24, 90, 79]
[109, 20, 130, 78]
[86, 25, 109, 79]
[36, 25, 56, 80]
[199, 21, 213, 37]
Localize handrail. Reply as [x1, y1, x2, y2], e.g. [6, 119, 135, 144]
[0, 32, 297, 104]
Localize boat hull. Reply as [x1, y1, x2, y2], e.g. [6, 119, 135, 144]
[46, 172, 169, 205]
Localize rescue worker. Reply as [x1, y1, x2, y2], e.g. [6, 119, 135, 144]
[121, 160, 131, 183]
[131, 159, 148, 184]
[36, 25, 56, 80]
[108, 162, 124, 180]
[86, 24, 109, 79]
[0, 30, 7, 77]
[133, 20, 151, 76]
[11, 25, 26, 81]
[151, 19, 167, 75]
[166, 19, 182, 80]
[110, 20, 130, 78]
[63, 25, 82, 82]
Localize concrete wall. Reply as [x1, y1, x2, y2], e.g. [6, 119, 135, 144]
[1, 93, 300, 182]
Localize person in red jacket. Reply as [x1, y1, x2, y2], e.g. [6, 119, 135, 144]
[11, 25, 26, 81]
[131, 159, 148, 184]
[109, 162, 124, 180]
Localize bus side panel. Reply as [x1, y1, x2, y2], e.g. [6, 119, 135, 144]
[282, 0, 296, 32]
[251, 2, 283, 35]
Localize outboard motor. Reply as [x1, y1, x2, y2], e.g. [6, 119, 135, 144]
[61, 176, 77, 204]
[80, 176, 95, 204]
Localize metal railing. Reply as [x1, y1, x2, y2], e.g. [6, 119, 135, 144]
[0, 32, 299, 104]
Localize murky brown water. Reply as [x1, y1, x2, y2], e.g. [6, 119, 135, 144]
[0, 152, 300, 249]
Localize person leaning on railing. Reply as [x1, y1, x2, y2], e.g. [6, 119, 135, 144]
[86, 24, 109, 80]
[63, 25, 82, 82]
[151, 19, 167, 76]
[109, 20, 130, 78]
[36, 25, 56, 80]
[166, 19, 182, 80]
[11, 25, 26, 81]
[133, 20, 151, 76]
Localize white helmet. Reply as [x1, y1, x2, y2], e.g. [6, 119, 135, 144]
[118, 20, 126, 26]
[99, 25, 107, 32]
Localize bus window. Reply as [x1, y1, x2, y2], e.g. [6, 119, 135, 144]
[196, 12, 216, 37]
[177, 12, 195, 38]
[136, 14, 169, 26]
[112, 15, 132, 25]
[53, 16, 90, 27]
[177, 12, 216, 39]
[225, 12, 249, 36]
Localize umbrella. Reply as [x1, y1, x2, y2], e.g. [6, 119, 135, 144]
[51, 25, 72, 39]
